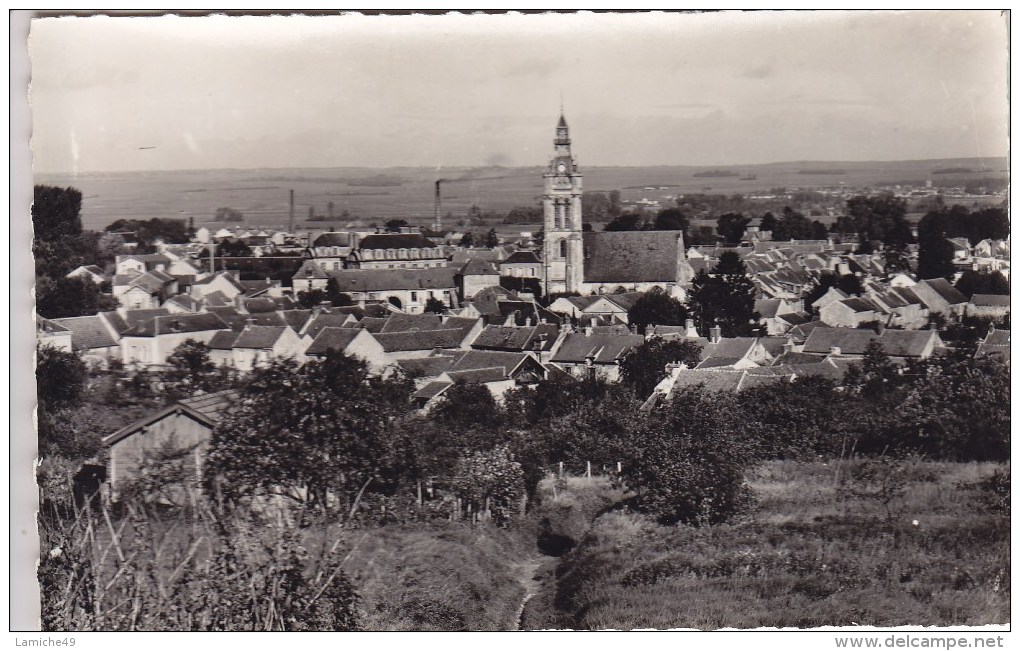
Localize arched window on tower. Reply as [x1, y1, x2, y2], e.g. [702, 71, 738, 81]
[559, 239, 567, 259]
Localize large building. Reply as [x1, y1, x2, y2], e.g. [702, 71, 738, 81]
[540, 114, 694, 298]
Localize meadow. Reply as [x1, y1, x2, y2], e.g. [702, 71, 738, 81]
[35, 157, 1006, 234]
[39, 460, 1008, 631]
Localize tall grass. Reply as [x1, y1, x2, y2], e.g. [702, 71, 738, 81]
[38, 490, 360, 631]
[542, 460, 1010, 630]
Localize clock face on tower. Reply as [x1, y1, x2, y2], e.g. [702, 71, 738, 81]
[557, 163, 566, 173]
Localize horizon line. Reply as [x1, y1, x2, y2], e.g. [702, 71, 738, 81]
[33, 155, 1008, 177]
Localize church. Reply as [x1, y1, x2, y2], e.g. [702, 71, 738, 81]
[540, 114, 694, 298]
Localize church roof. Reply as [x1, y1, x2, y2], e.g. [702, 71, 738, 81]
[582, 231, 685, 283]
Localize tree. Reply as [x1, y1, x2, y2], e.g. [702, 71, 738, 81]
[955, 270, 1010, 298]
[459, 232, 475, 248]
[35, 276, 116, 319]
[385, 219, 408, 232]
[205, 352, 414, 511]
[33, 185, 83, 241]
[608, 190, 622, 218]
[296, 289, 328, 309]
[803, 273, 863, 314]
[452, 445, 524, 526]
[37, 346, 88, 412]
[651, 208, 689, 234]
[882, 243, 912, 277]
[686, 252, 757, 336]
[716, 212, 751, 244]
[431, 382, 500, 431]
[424, 297, 446, 314]
[603, 213, 644, 232]
[324, 277, 354, 307]
[739, 376, 847, 459]
[484, 229, 499, 248]
[619, 337, 703, 400]
[759, 211, 778, 233]
[215, 207, 244, 222]
[838, 194, 912, 250]
[627, 287, 687, 334]
[772, 207, 821, 241]
[620, 387, 758, 525]
[164, 339, 221, 399]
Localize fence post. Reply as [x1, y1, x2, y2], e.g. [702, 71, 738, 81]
[586, 461, 592, 478]
[417, 481, 423, 507]
[558, 461, 564, 477]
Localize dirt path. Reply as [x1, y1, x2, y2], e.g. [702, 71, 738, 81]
[509, 558, 543, 630]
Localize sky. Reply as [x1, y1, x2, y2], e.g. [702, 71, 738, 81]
[28, 10, 1009, 174]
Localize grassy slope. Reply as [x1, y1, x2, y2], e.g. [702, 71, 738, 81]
[545, 461, 1009, 630]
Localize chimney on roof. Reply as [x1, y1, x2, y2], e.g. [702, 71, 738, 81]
[685, 318, 698, 338]
[245, 317, 255, 329]
[709, 325, 722, 344]
[525, 316, 532, 327]
[782, 340, 794, 355]
[829, 346, 841, 356]
[583, 325, 593, 337]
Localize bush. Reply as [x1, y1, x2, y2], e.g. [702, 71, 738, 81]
[452, 445, 524, 527]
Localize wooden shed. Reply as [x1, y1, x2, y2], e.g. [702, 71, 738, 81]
[102, 390, 237, 499]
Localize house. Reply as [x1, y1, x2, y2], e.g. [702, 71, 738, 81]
[499, 250, 543, 280]
[911, 278, 968, 318]
[967, 294, 1010, 319]
[120, 313, 230, 367]
[346, 232, 448, 270]
[696, 330, 775, 369]
[576, 292, 644, 325]
[755, 298, 798, 335]
[230, 325, 308, 371]
[642, 366, 794, 410]
[549, 329, 646, 381]
[190, 271, 245, 302]
[470, 323, 562, 360]
[36, 316, 74, 352]
[975, 328, 1010, 363]
[66, 265, 109, 285]
[410, 350, 549, 409]
[801, 327, 945, 360]
[810, 286, 849, 313]
[163, 294, 204, 314]
[103, 390, 237, 499]
[112, 270, 179, 309]
[114, 253, 171, 277]
[373, 317, 483, 361]
[294, 267, 460, 314]
[818, 297, 882, 329]
[547, 294, 600, 319]
[866, 288, 929, 330]
[456, 259, 502, 300]
[51, 312, 124, 365]
[309, 232, 354, 270]
[304, 327, 388, 374]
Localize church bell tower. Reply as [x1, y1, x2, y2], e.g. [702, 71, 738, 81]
[542, 113, 584, 295]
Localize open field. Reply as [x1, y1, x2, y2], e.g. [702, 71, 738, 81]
[528, 460, 1010, 630]
[35, 157, 1006, 234]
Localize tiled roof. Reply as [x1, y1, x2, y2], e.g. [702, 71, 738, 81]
[37, 316, 71, 334]
[771, 351, 824, 366]
[313, 232, 352, 247]
[802, 327, 939, 358]
[412, 381, 454, 401]
[840, 297, 879, 313]
[917, 278, 968, 306]
[380, 313, 444, 333]
[232, 325, 288, 349]
[597, 292, 644, 312]
[701, 337, 758, 361]
[305, 327, 366, 356]
[280, 309, 313, 332]
[582, 230, 685, 283]
[374, 328, 466, 352]
[203, 291, 232, 307]
[396, 354, 459, 378]
[51, 315, 119, 350]
[104, 389, 238, 446]
[497, 300, 561, 326]
[783, 358, 854, 382]
[122, 313, 229, 337]
[984, 329, 1010, 347]
[459, 258, 500, 276]
[325, 267, 459, 293]
[303, 312, 356, 339]
[471, 323, 558, 352]
[446, 367, 510, 384]
[358, 233, 435, 250]
[117, 308, 171, 328]
[776, 311, 811, 327]
[243, 297, 279, 313]
[755, 299, 785, 319]
[207, 330, 240, 350]
[502, 251, 541, 265]
[449, 349, 530, 373]
[552, 332, 646, 364]
[164, 294, 202, 312]
[971, 294, 1010, 307]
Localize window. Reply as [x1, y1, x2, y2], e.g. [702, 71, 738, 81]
[411, 292, 418, 302]
[333, 262, 340, 270]
[559, 240, 567, 258]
